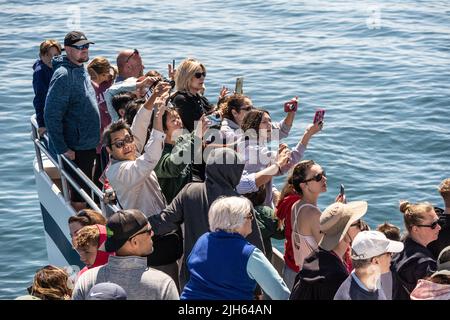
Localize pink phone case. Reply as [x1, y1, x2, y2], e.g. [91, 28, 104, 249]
[313, 109, 325, 124]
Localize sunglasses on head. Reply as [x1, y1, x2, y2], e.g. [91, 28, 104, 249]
[416, 219, 440, 230]
[129, 226, 152, 240]
[111, 134, 134, 149]
[70, 43, 90, 50]
[303, 171, 326, 183]
[125, 48, 139, 63]
[194, 71, 206, 79]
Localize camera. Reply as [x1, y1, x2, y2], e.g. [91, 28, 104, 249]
[152, 77, 175, 89]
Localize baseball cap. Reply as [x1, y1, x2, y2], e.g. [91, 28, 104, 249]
[431, 245, 450, 278]
[105, 209, 149, 252]
[318, 201, 368, 251]
[87, 282, 127, 300]
[351, 230, 404, 260]
[64, 31, 95, 47]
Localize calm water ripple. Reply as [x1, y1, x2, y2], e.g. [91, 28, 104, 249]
[0, 0, 449, 298]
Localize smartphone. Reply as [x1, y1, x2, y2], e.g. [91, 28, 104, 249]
[235, 77, 244, 95]
[313, 109, 325, 124]
[172, 59, 175, 70]
[340, 184, 345, 196]
[284, 96, 298, 112]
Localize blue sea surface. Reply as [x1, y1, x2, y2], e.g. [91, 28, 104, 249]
[0, 0, 449, 299]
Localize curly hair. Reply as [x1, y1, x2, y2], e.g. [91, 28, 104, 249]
[73, 225, 100, 250]
[29, 265, 72, 300]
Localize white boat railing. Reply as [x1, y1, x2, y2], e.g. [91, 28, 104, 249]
[31, 115, 120, 215]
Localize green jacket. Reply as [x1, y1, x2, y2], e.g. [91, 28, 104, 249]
[154, 133, 200, 203]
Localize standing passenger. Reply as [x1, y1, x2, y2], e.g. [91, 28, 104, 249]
[428, 178, 450, 259]
[32, 39, 62, 138]
[44, 31, 99, 212]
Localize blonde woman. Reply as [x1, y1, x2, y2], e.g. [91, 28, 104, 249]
[391, 201, 441, 299]
[171, 58, 213, 133]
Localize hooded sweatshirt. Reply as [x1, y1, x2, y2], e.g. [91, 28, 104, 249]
[32, 59, 53, 128]
[78, 224, 115, 276]
[410, 278, 450, 300]
[44, 55, 100, 154]
[149, 147, 265, 287]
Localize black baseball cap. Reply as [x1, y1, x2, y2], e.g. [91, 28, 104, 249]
[105, 209, 148, 252]
[64, 31, 95, 46]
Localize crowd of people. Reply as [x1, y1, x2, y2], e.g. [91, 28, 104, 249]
[21, 30, 450, 300]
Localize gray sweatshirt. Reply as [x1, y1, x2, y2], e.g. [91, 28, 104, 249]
[72, 255, 179, 300]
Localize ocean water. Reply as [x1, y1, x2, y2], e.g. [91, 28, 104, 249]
[0, 0, 449, 299]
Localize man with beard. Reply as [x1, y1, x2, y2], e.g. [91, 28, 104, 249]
[44, 31, 99, 211]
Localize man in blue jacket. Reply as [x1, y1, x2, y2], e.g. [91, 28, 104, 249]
[44, 31, 100, 211]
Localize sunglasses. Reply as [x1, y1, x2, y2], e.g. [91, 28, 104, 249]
[111, 134, 134, 149]
[70, 43, 90, 50]
[194, 71, 206, 79]
[125, 48, 139, 63]
[416, 219, 440, 230]
[303, 171, 326, 183]
[350, 220, 363, 230]
[240, 106, 253, 112]
[129, 227, 153, 240]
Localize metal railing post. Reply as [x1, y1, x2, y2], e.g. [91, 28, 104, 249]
[57, 154, 71, 203]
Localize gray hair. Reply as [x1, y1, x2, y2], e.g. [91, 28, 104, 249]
[208, 196, 253, 232]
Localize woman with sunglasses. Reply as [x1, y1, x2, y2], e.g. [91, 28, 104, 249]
[391, 201, 441, 299]
[171, 58, 213, 133]
[279, 160, 343, 289]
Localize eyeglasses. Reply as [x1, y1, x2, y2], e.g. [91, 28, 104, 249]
[303, 171, 326, 183]
[111, 134, 134, 149]
[194, 71, 206, 79]
[125, 49, 139, 63]
[129, 227, 152, 240]
[416, 219, 440, 230]
[70, 43, 90, 50]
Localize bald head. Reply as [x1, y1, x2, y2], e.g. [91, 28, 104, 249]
[116, 49, 144, 80]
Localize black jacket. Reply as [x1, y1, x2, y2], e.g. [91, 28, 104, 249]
[171, 91, 213, 133]
[427, 210, 450, 259]
[290, 248, 349, 300]
[391, 237, 436, 300]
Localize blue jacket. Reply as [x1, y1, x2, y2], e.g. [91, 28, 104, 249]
[180, 231, 256, 300]
[44, 55, 100, 154]
[32, 59, 53, 128]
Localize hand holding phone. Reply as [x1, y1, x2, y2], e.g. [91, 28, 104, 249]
[235, 77, 244, 95]
[284, 96, 298, 112]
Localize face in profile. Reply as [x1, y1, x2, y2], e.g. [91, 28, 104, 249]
[76, 244, 97, 267]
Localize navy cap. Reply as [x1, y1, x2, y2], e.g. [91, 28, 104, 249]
[87, 282, 127, 300]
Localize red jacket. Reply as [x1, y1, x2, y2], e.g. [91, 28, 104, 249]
[276, 194, 301, 272]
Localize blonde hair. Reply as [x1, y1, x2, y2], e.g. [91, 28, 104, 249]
[73, 225, 100, 250]
[30, 265, 72, 300]
[87, 56, 112, 81]
[208, 196, 252, 232]
[175, 58, 206, 92]
[399, 200, 434, 233]
[39, 39, 62, 57]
